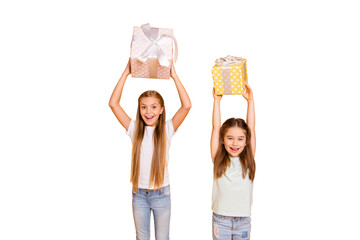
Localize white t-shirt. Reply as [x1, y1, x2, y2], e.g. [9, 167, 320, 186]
[126, 119, 175, 189]
[212, 156, 253, 217]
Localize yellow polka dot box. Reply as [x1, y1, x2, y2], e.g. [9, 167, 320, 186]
[212, 56, 248, 95]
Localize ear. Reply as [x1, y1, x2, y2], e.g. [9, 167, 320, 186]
[160, 107, 164, 114]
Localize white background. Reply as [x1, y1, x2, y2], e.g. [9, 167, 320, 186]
[1, 0, 360, 239]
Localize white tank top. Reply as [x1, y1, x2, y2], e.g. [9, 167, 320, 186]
[212, 156, 253, 217]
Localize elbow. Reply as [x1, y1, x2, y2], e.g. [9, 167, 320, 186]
[108, 100, 117, 109]
[184, 101, 192, 111]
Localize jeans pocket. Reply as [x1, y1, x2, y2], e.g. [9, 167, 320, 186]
[132, 190, 139, 197]
[159, 185, 171, 198]
[241, 216, 251, 225]
[213, 213, 224, 223]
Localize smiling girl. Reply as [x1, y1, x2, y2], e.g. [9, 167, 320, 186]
[109, 60, 191, 240]
[211, 82, 256, 240]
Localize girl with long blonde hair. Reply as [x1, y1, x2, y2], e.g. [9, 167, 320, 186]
[109, 60, 191, 240]
[211, 82, 256, 240]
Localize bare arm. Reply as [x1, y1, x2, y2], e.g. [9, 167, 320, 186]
[108, 60, 132, 131]
[211, 89, 222, 160]
[170, 62, 192, 131]
[243, 81, 256, 157]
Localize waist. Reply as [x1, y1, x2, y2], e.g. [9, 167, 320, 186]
[133, 185, 170, 197]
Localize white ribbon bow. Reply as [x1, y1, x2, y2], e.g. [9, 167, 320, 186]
[215, 55, 243, 66]
[136, 23, 178, 68]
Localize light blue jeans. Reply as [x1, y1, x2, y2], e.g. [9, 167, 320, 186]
[132, 185, 171, 240]
[212, 213, 251, 240]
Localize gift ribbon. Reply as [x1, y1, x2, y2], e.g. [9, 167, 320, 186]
[135, 23, 178, 68]
[148, 58, 158, 78]
[214, 56, 247, 95]
[215, 56, 246, 70]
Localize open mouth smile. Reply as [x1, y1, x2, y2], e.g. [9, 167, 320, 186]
[229, 147, 240, 152]
[145, 116, 154, 120]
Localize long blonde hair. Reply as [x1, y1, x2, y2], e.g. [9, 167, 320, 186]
[130, 90, 167, 190]
[213, 118, 256, 181]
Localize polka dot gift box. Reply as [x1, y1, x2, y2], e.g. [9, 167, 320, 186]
[212, 56, 248, 95]
[130, 23, 178, 79]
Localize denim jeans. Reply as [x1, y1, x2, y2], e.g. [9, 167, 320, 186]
[212, 213, 251, 240]
[132, 185, 171, 240]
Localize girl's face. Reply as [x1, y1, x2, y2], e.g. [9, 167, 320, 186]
[139, 97, 164, 127]
[223, 127, 247, 157]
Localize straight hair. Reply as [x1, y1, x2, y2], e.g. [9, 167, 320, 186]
[213, 118, 255, 181]
[130, 90, 167, 190]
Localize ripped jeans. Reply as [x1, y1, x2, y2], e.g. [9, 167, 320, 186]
[132, 185, 171, 240]
[212, 213, 251, 240]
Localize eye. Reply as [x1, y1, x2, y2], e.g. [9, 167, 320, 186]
[152, 106, 157, 109]
[141, 106, 146, 109]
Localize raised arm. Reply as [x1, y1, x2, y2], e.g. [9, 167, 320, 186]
[170, 62, 192, 131]
[108, 60, 132, 131]
[243, 81, 256, 157]
[211, 89, 222, 160]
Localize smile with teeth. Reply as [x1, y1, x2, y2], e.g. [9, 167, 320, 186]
[229, 147, 240, 151]
[145, 116, 154, 120]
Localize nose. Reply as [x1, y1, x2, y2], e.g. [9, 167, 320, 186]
[145, 107, 151, 114]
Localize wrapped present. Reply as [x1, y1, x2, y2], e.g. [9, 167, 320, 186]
[212, 56, 248, 95]
[130, 23, 178, 79]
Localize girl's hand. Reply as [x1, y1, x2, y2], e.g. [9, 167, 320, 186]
[212, 88, 223, 101]
[124, 58, 131, 76]
[242, 81, 253, 102]
[211, 88, 222, 160]
[243, 81, 256, 157]
[170, 60, 191, 131]
[109, 58, 132, 131]
[170, 60, 177, 79]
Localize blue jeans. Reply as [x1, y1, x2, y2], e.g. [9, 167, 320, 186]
[212, 213, 251, 240]
[132, 185, 171, 240]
